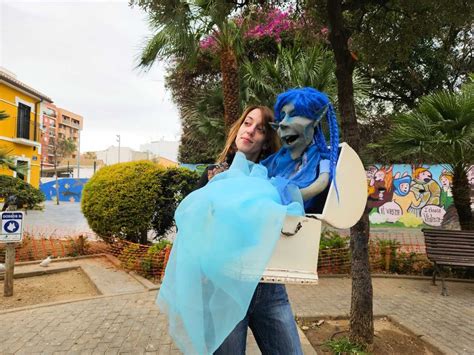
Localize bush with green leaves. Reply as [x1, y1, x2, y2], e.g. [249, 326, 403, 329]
[151, 167, 199, 239]
[81, 161, 198, 244]
[320, 229, 350, 250]
[0, 175, 45, 209]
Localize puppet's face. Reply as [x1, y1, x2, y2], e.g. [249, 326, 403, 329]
[275, 103, 316, 160]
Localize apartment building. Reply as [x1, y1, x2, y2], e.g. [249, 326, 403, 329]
[40, 103, 83, 173]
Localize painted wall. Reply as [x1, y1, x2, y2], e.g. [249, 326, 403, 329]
[367, 164, 474, 228]
[40, 178, 88, 202]
[0, 82, 42, 188]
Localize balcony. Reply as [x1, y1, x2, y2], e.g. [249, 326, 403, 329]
[7, 116, 41, 146]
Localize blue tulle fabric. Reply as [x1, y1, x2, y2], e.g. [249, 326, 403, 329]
[157, 152, 304, 354]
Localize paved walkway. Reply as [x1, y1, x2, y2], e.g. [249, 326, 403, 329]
[288, 277, 474, 355]
[1, 259, 472, 354]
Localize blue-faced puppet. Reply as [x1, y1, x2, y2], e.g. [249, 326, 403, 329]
[261, 87, 339, 212]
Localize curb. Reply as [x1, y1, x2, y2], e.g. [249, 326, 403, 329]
[128, 271, 160, 291]
[0, 266, 80, 281]
[13, 253, 110, 266]
[319, 273, 474, 284]
[0, 289, 152, 316]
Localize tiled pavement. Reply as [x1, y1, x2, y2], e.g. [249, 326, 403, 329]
[1, 260, 473, 354]
[288, 277, 474, 355]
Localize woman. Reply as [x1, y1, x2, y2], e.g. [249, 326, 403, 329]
[158, 105, 303, 355]
[196, 105, 280, 188]
[199, 106, 303, 354]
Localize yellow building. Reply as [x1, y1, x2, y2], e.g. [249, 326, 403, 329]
[0, 68, 53, 188]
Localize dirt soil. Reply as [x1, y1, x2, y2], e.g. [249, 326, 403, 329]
[0, 269, 99, 310]
[301, 317, 443, 355]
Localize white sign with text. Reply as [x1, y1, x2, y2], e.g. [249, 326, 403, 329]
[1, 211, 24, 243]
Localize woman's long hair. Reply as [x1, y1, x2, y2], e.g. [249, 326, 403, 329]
[217, 105, 280, 163]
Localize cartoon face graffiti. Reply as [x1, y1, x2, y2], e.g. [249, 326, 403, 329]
[399, 182, 410, 194]
[417, 170, 432, 183]
[408, 167, 441, 217]
[367, 165, 394, 209]
[467, 165, 474, 186]
[440, 175, 452, 192]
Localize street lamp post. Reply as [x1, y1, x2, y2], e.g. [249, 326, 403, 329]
[116, 134, 121, 163]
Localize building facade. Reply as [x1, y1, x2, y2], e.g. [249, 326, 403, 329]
[140, 139, 179, 162]
[40, 103, 83, 171]
[39, 102, 59, 169]
[0, 68, 52, 188]
[96, 146, 149, 165]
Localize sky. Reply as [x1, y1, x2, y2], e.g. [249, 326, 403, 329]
[0, 0, 181, 152]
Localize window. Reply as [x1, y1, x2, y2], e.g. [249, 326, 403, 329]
[17, 103, 31, 139]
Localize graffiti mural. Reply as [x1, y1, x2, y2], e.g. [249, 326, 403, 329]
[40, 178, 89, 202]
[367, 165, 474, 228]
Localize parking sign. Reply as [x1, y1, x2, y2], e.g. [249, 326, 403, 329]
[1, 211, 24, 242]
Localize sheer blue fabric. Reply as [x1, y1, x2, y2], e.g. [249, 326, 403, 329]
[157, 152, 304, 354]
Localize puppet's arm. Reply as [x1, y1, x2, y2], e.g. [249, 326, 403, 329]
[300, 172, 330, 201]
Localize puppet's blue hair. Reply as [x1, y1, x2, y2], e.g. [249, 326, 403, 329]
[274, 87, 340, 195]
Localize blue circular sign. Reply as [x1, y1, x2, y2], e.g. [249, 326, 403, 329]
[4, 220, 20, 233]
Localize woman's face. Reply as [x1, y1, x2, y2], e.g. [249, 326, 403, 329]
[235, 108, 266, 162]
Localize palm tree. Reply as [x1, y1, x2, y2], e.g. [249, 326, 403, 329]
[133, 0, 244, 131]
[52, 137, 77, 205]
[242, 45, 337, 107]
[242, 45, 370, 110]
[0, 110, 8, 120]
[0, 111, 18, 172]
[377, 80, 473, 229]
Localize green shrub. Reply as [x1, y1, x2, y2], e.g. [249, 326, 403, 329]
[141, 240, 172, 275]
[320, 229, 349, 250]
[151, 167, 199, 240]
[376, 238, 401, 272]
[0, 175, 45, 209]
[81, 161, 198, 244]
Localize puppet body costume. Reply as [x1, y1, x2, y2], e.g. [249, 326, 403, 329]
[157, 152, 304, 354]
[262, 88, 339, 212]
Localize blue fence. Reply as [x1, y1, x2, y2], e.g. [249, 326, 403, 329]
[40, 178, 89, 202]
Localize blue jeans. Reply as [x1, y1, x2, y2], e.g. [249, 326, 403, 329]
[214, 283, 303, 355]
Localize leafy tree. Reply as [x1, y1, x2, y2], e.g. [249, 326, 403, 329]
[52, 137, 77, 205]
[375, 80, 474, 230]
[303, 0, 473, 346]
[0, 175, 45, 210]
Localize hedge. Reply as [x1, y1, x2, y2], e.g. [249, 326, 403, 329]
[81, 161, 198, 244]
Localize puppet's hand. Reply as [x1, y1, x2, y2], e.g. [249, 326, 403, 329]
[299, 172, 330, 201]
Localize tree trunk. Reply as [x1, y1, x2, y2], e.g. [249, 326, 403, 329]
[327, 0, 374, 347]
[220, 45, 240, 132]
[452, 164, 473, 230]
[54, 158, 60, 205]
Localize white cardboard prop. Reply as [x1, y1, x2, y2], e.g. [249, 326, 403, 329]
[261, 143, 367, 284]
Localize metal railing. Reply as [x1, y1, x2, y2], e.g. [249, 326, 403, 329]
[11, 116, 40, 142]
